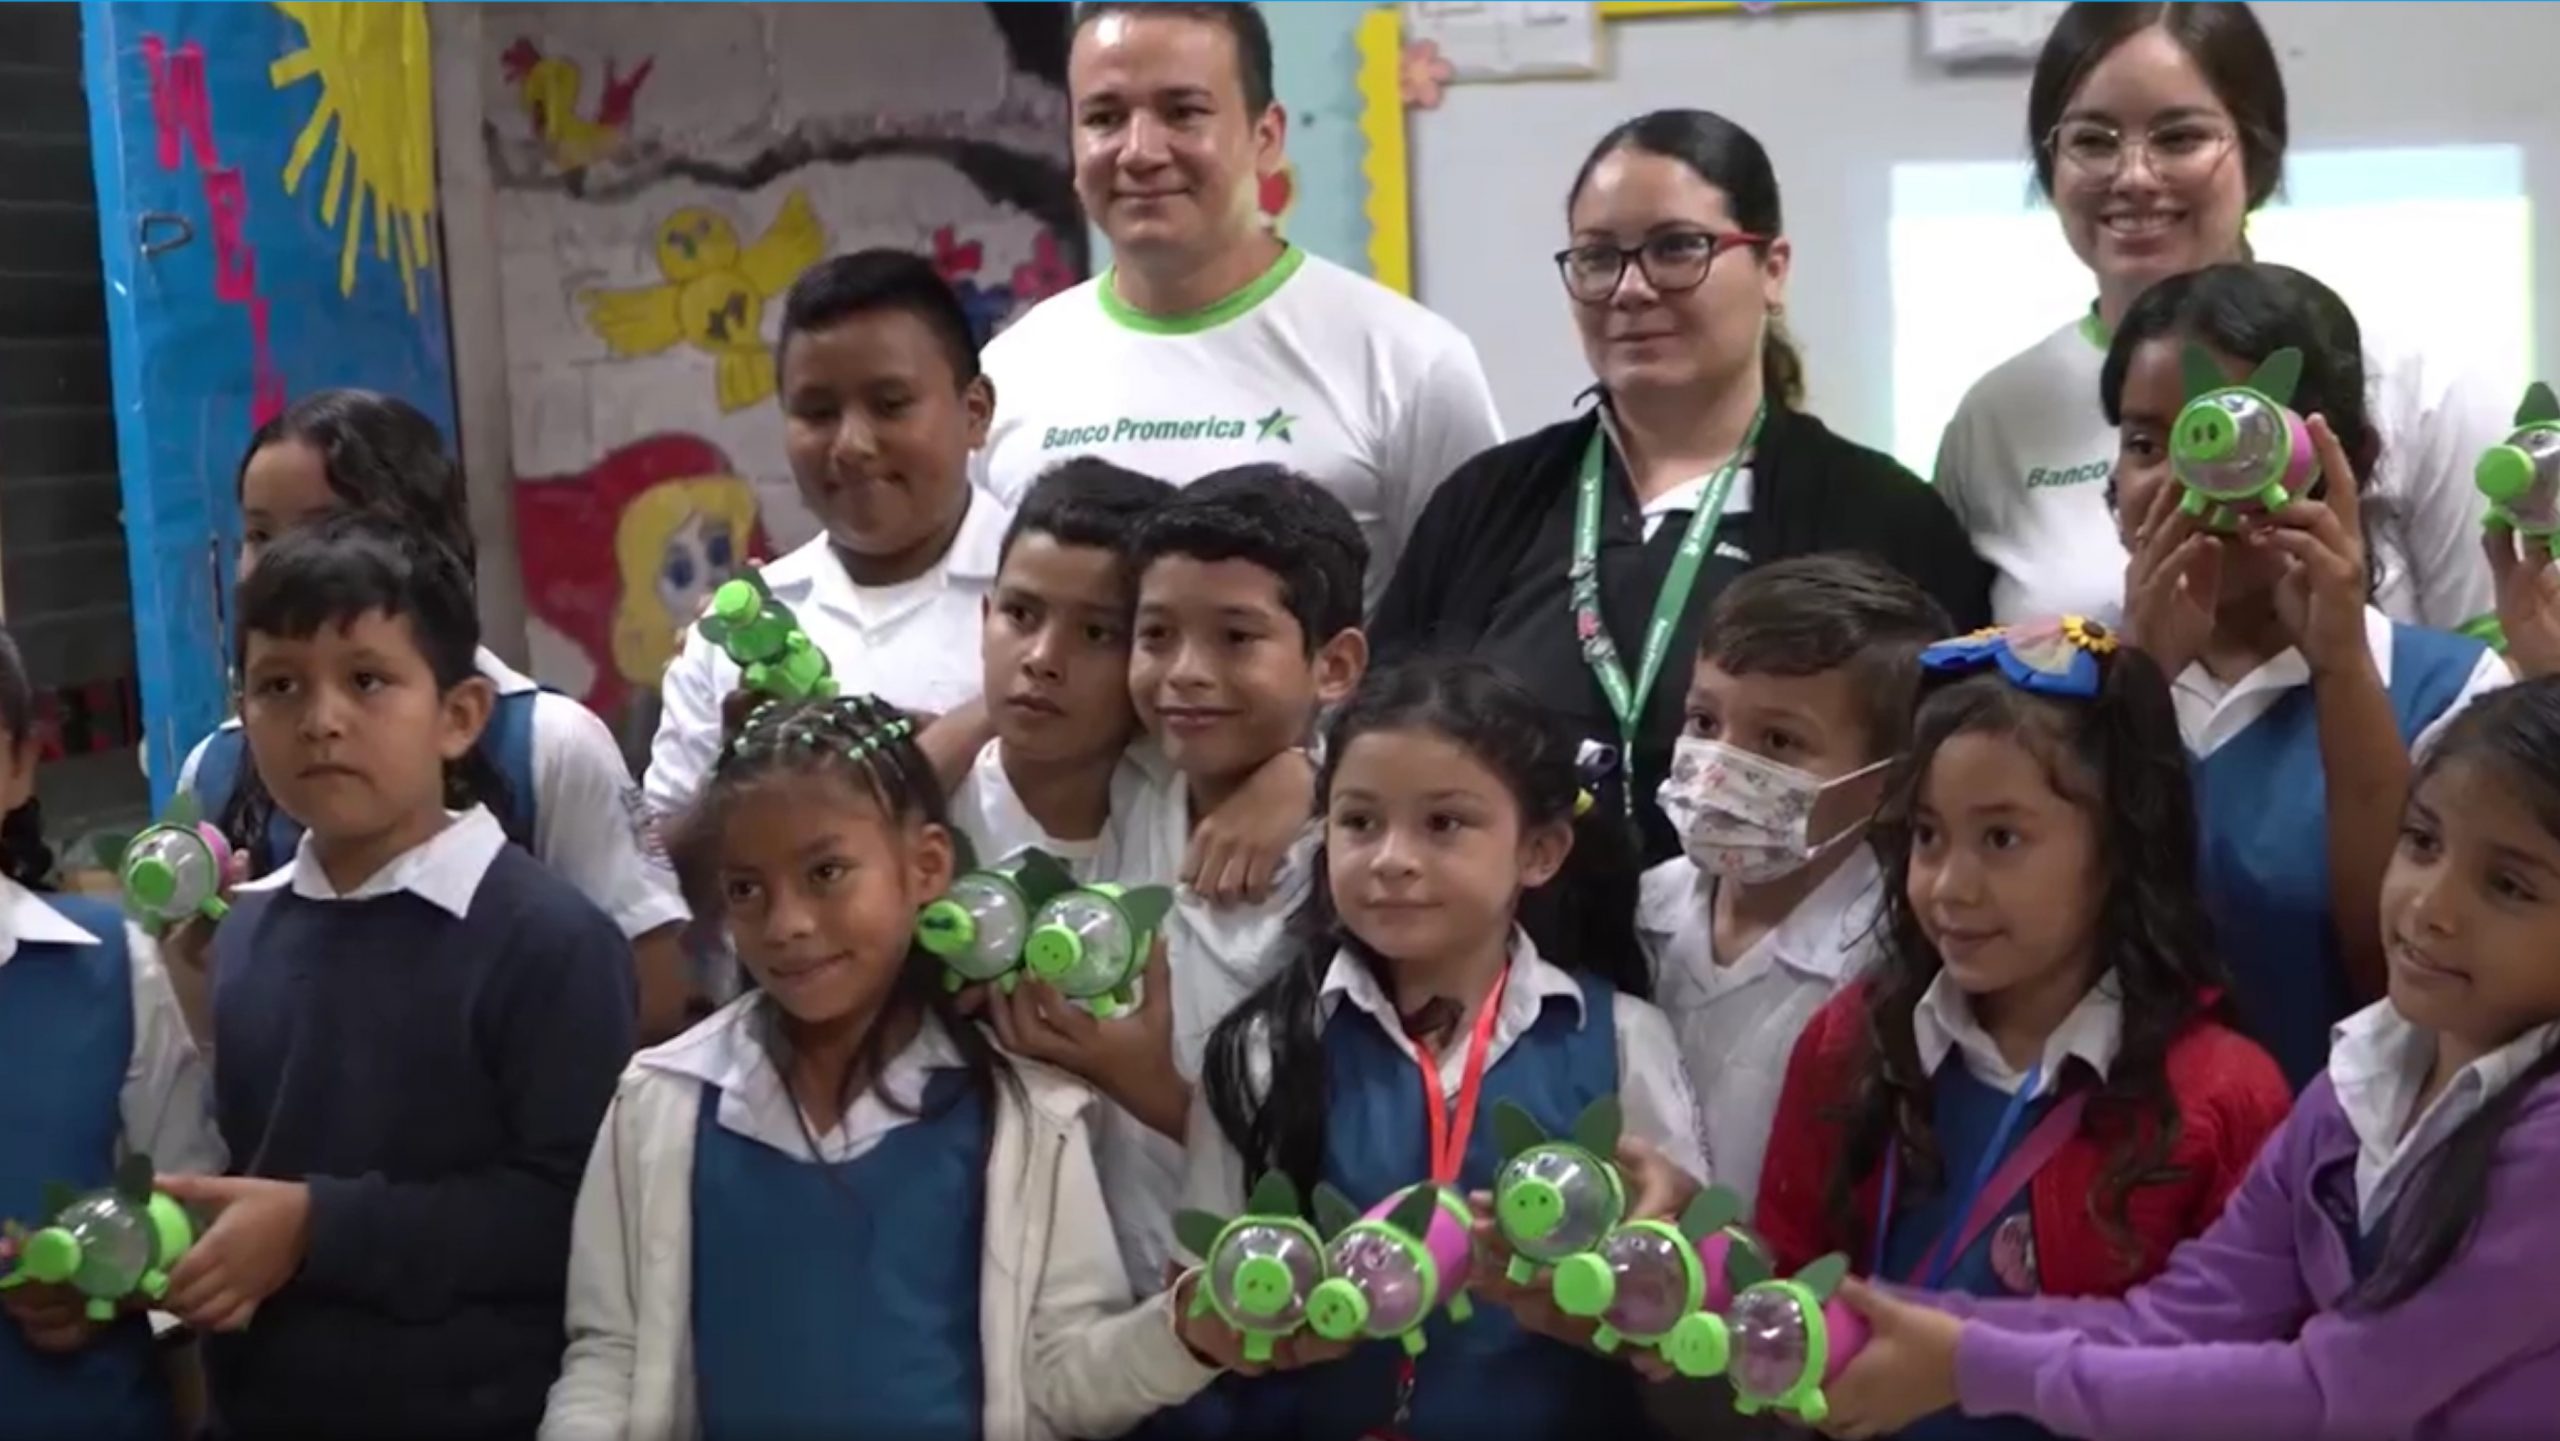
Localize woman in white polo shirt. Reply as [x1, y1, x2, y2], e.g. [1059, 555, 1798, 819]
[1934, 1, 2504, 630]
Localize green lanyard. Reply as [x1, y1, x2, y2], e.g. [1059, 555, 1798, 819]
[1569, 403, 1764, 815]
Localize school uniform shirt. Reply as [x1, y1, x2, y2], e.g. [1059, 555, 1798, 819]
[646, 486, 1011, 824]
[542, 995, 1220, 1441]
[1934, 1036, 2560, 1440]
[2329, 1000, 2560, 1236]
[2181, 607, 2509, 1088]
[1177, 928, 1707, 1221]
[1374, 406, 1992, 864]
[1757, 978, 2289, 1301]
[208, 806, 637, 1441]
[177, 646, 688, 942]
[1933, 311, 2506, 629]
[1635, 846, 1882, 1208]
[944, 736, 1182, 884]
[974, 245, 1503, 613]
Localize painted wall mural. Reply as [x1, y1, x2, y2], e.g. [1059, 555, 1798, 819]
[489, 1, 1083, 754]
[86, 0, 457, 798]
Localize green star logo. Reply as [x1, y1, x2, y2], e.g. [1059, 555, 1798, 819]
[1255, 406, 1298, 443]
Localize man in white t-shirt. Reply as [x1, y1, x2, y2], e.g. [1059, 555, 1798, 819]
[976, 1, 1502, 611]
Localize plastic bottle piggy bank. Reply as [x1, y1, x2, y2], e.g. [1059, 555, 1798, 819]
[1173, 1172, 1332, 1364]
[917, 850, 1076, 995]
[2171, 344, 2315, 530]
[1488, 1096, 1626, 1284]
[0, 1156, 196, 1321]
[121, 820, 233, 927]
[1550, 1184, 1763, 1379]
[699, 572, 836, 702]
[1724, 1253, 1868, 1426]
[1304, 1182, 1474, 1356]
[1022, 881, 1172, 1020]
[2477, 381, 2560, 555]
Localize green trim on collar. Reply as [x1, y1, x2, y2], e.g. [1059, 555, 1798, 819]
[1097, 244, 1306, 335]
[2078, 307, 2112, 351]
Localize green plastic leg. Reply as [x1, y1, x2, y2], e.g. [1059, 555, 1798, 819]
[1504, 1255, 1536, 1285]
[1446, 1291, 1473, 1323]
[1400, 1329, 1429, 1358]
[85, 1296, 115, 1322]
[1591, 1324, 1621, 1354]
[2178, 487, 2209, 517]
[2255, 482, 2292, 511]
[1243, 1331, 1276, 1365]
[944, 970, 965, 994]
[141, 1269, 168, 1299]
[998, 973, 1019, 995]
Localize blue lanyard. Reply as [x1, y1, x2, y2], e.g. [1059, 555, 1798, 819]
[1871, 1063, 2042, 1289]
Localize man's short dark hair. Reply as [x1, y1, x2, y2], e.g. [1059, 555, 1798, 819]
[1000, 457, 1176, 568]
[1072, 2, 1275, 114]
[1698, 554, 1953, 759]
[774, 248, 979, 384]
[1131, 465, 1365, 653]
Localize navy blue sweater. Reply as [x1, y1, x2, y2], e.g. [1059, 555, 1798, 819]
[206, 842, 636, 1441]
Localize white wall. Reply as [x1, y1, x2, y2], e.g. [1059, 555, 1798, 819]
[1411, 2, 2560, 459]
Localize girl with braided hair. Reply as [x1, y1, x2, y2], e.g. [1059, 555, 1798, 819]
[545, 691, 1230, 1441]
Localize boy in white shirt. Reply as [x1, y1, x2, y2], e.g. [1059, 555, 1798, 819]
[1639, 555, 1951, 1206]
[648, 248, 1016, 827]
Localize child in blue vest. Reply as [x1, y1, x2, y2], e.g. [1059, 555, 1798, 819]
[156, 514, 637, 1440]
[1753, 619, 2290, 1441]
[1169, 656, 1707, 1441]
[177, 388, 691, 1037]
[0, 627, 224, 1441]
[545, 691, 1224, 1440]
[1821, 677, 2560, 1441]
[2104, 264, 2508, 1087]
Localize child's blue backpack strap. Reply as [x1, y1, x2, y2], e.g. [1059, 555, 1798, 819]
[1556, 976, 1620, 1098]
[2385, 623, 2489, 741]
[185, 727, 301, 875]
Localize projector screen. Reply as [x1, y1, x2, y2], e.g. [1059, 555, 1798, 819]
[1889, 145, 2536, 476]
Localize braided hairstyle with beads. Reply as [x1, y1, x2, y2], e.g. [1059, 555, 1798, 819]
[682, 690, 1012, 1129]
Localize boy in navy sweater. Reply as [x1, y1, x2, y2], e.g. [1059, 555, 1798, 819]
[159, 513, 635, 1440]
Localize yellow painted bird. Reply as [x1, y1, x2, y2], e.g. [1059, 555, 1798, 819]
[581, 191, 827, 412]
[501, 38, 650, 173]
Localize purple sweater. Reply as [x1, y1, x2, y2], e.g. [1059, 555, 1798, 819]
[1939, 1073, 2560, 1441]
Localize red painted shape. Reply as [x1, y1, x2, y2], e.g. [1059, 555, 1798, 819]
[930, 225, 985, 283]
[143, 36, 217, 172]
[139, 31, 282, 427]
[597, 56, 655, 130]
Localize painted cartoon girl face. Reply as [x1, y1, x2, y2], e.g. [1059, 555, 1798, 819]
[655, 511, 739, 625]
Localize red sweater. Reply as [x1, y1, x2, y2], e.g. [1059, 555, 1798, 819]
[1752, 983, 2293, 1298]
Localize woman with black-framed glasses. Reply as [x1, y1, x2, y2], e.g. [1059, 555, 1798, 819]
[1934, 1, 2505, 635]
[1373, 109, 1990, 867]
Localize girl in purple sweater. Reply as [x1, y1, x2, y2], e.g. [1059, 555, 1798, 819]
[1819, 678, 2560, 1441]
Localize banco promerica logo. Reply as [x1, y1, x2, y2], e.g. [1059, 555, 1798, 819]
[1040, 406, 1299, 451]
[2024, 459, 2111, 489]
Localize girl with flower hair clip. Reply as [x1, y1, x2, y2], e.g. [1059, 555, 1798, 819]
[1751, 617, 2289, 1441]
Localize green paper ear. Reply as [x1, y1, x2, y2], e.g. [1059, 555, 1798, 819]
[948, 829, 983, 877]
[93, 832, 136, 872]
[1245, 1170, 1302, 1218]
[2180, 343, 2229, 402]
[1490, 1099, 1548, 1162]
[698, 614, 732, 647]
[1117, 884, 1175, 935]
[1570, 1094, 1623, 1156]
[115, 1153, 154, 1204]
[1679, 1184, 1742, 1239]
[1383, 1183, 1438, 1238]
[40, 1182, 76, 1218]
[1174, 1208, 1227, 1260]
[2246, 346, 2303, 406]
[1313, 1182, 1360, 1239]
[2517, 381, 2560, 427]
[1795, 1252, 1850, 1301]
[1726, 1235, 1774, 1290]
[1015, 850, 1077, 908]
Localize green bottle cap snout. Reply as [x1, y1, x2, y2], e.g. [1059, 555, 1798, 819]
[1023, 924, 1083, 979]
[1664, 1311, 1731, 1379]
[1304, 1275, 1369, 1340]
[916, 899, 974, 958]
[18, 1229, 79, 1285]
[2478, 444, 2538, 504]
[709, 580, 761, 626]
[1550, 1251, 1616, 1318]
[1497, 1175, 1566, 1242]
[1231, 1254, 1293, 1319]
[126, 855, 178, 910]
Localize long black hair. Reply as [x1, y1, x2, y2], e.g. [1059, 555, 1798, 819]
[2349, 680, 2560, 1310]
[1568, 108, 1804, 409]
[1832, 640, 2230, 1268]
[678, 691, 1012, 1130]
[230, 513, 511, 845]
[221, 392, 477, 874]
[1202, 656, 1650, 1204]
[0, 629, 53, 890]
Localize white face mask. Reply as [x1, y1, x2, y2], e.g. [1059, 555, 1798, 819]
[1656, 736, 1892, 883]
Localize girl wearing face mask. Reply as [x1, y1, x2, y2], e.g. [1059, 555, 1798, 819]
[1375, 109, 1991, 869]
[1753, 618, 2289, 1441]
[1635, 554, 1951, 1206]
[1933, 2, 2503, 634]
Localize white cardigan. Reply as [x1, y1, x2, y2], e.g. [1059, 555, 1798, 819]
[539, 1015, 1221, 1440]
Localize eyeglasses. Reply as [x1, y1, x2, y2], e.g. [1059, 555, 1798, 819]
[1553, 229, 1765, 304]
[2045, 117, 2238, 183]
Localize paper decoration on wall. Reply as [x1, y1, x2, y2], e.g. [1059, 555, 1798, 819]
[270, 1, 440, 308]
[144, 32, 287, 425]
[1399, 2, 1603, 82]
[500, 38, 655, 173]
[580, 191, 828, 411]
[930, 225, 1081, 345]
[1401, 40, 1455, 110]
[1354, 8, 1414, 296]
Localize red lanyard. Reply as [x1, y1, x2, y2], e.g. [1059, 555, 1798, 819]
[1409, 968, 1510, 1185]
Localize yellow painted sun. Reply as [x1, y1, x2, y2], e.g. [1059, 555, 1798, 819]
[269, 1, 439, 310]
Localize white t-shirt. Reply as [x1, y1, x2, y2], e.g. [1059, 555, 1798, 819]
[1933, 313, 2504, 630]
[943, 737, 1183, 886]
[645, 487, 1012, 825]
[974, 246, 1504, 612]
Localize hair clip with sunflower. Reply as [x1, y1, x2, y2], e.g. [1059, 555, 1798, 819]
[1918, 615, 2116, 699]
